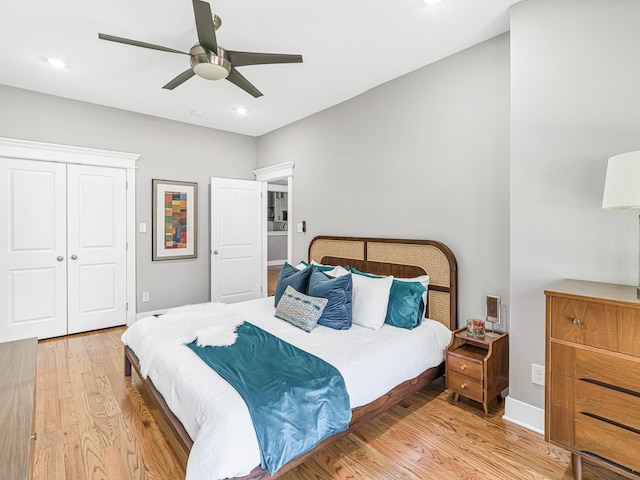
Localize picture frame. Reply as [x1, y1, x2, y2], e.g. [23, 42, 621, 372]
[152, 179, 198, 261]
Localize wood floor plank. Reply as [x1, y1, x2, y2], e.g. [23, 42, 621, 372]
[33, 326, 634, 480]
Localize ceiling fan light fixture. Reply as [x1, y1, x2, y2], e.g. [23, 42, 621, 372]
[190, 45, 231, 80]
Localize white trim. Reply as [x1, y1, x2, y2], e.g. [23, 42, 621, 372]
[253, 162, 294, 181]
[126, 168, 137, 326]
[502, 396, 545, 434]
[0, 137, 139, 169]
[0, 137, 140, 327]
[254, 162, 295, 290]
[267, 260, 286, 267]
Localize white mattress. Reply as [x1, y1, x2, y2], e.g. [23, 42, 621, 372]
[122, 297, 452, 480]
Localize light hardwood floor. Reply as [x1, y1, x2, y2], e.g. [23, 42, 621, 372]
[268, 265, 281, 296]
[33, 327, 631, 480]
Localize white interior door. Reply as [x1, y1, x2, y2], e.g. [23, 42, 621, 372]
[211, 177, 264, 303]
[0, 159, 68, 342]
[67, 165, 127, 334]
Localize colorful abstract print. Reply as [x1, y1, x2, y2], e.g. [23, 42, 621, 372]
[164, 191, 188, 249]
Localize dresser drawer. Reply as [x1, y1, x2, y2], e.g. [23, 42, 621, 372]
[575, 379, 640, 432]
[574, 346, 640, 395]
[447, 370, 483, 402]
[447, 353, 483, 380]
[575, 413, 640, 473]
[550, 296, 640, 355]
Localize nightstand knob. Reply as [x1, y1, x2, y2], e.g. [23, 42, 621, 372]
[460, 365, 466, 371]
[572, 318, 581, 326]
[460, 383, 467, 389]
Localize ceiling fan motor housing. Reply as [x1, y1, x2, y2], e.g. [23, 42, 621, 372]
[189, 45, 231, 80]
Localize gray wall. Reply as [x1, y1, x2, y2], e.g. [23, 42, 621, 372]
[257, 34, 511, 330]
[0, 85, 257, 313]
[509, 0, 640, 415]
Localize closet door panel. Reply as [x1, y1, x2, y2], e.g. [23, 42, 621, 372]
[0, 159, 67, 341]
[67, 165, 127, 334]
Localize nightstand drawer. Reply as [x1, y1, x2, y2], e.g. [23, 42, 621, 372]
[447, 371, 483, 402]
[550, 296, 640, 355]
[447, 353, 483, 379]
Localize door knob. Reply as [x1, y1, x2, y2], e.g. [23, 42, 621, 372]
[56, 256, 64, 261]
[71, 255, 78, 260]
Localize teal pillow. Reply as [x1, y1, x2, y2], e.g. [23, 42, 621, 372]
[274, 263, 311, 306]
[351, 268, 426, 330]
[275, 286, 328, 332]
[307, 267, 353, 330]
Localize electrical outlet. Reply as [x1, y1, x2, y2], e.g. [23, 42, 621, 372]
[142, 291, 150, 303]
[532, 363, 545, 386]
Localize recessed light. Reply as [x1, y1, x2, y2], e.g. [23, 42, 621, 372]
[234, 107, 249, 115]
[190, 110, 204, 117]
[45, 57, 66, 69]
[419, 0, 444, 6]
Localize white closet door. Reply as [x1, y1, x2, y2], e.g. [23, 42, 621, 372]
[211, 177, 263, 303]
[67, 165, 127, 334]
[0, 159, 68, 342]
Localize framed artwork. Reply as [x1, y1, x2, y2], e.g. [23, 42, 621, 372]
[152, 179, 198, 261]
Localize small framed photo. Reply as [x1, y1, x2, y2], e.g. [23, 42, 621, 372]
[152, 179, 198, 261]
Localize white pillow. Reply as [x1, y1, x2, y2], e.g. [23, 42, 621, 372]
[325, 265, 350, 278]
[351, 273, 394, 330]
[396, 274, 430, 318]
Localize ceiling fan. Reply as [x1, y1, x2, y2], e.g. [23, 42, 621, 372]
[98, 0, 303, 98]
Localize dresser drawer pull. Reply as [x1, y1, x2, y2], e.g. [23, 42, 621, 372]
[31, 433, 37, 441]
[572, 318, 581, 326]
[460, 383, 467, 389]
[460, 365, 466, 371]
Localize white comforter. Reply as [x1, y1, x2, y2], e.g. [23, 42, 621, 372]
[122, 297, 452, 480]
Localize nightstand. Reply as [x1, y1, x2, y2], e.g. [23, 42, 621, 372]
[446, 327, 509, 414]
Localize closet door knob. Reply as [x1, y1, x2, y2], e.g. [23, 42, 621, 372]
[71, 255, 78, 260]
[56, 256, 64, 261]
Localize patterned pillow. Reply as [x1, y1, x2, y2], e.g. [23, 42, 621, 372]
[275, 286, 328, 332]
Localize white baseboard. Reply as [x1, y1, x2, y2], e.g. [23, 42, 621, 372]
[267, 260, 286, 266]
[502, 396, 544, 435]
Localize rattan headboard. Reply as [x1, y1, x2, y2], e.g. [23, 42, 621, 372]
[308, 236, 458, 330]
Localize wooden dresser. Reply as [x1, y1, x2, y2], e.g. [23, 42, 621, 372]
[0, 337, 38, 480]
[545, 280, 640, 479]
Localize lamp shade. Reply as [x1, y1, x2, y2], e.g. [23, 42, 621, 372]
[602, 150, 640, 209]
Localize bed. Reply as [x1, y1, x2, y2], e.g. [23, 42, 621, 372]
[123, 236, 458, 480]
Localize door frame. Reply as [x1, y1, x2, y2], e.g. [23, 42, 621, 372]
[0, 137, 140, 326]
[253, 162, 294, 295]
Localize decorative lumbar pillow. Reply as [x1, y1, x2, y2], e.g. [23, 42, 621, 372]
[350, 270, 394, 330]
[307, 267, 353, 330]
[275, 286, 328, 332]
[274, 263, 311, 306]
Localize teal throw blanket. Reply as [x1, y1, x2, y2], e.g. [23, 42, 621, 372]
[186, 322, 351, 474]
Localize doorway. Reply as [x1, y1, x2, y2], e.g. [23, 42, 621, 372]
[253, 162, 294, 298]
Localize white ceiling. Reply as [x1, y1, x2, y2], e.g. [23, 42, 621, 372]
[0, 0, 517, 137]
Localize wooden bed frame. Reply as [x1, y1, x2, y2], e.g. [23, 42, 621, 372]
[124, 236, 458, 479]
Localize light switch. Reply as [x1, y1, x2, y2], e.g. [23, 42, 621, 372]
[297, 222, 303, 233]
[139, 222, 147, 233]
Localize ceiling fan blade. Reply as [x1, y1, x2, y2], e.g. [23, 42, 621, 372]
[227, 51, 303, 68]
[163, 69, 196, 90]
[192, 0, 218, 52]
[98, 33, 187, 55]
[226, 68, 263, 98]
